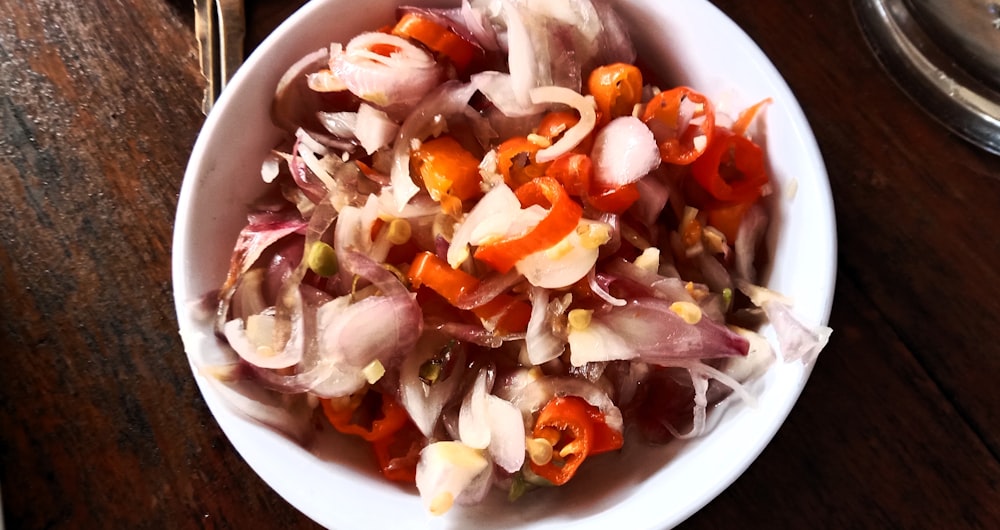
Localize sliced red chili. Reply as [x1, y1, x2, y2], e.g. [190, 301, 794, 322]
[528, 396, 623, 486]
[473, 177, 583, 273]
[321, 389, 409, 442]
[690, 127, 769, 203]
[407, 251, 531, 334]
[641, 86, 715, 165]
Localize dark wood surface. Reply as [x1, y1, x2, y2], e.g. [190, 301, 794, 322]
[2, 1, 998, 528]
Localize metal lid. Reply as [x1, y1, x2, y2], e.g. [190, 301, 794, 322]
[855, 0, 1000, 155]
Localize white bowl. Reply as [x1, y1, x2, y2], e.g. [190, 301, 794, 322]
[172, 0, 836, 528]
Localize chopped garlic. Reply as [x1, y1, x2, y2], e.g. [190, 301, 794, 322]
[633, 247, 660, 273]
[577, 222, 611, 249]
[670, 301, 703, 324]
[527, 133, 552, 147]
[362, 360, 386, 384]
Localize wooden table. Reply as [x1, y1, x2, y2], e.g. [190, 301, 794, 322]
[2, 1, 998, 528]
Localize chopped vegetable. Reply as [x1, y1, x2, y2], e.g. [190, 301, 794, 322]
[587, 63, 643, 126]
[690, 127, 769, 203]
[473, 177, 583, 273]
[528, 396, 623, 485]
[407, 251, 531, 334]
[412, 135, 483, 215]
[210, 0, 831, 516]
[392, 12, 480, 71]
[321, 389, 409, 442]
[641, 86, 716, 165]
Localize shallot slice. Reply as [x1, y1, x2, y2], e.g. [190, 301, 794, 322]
[591, 116, 660, 188]
[330, 33, 442, 109]
[529, 86, 597, 162]
[567, 298, 749, 366]
[416, 441, 490, 516]
[458, 367, 526, 473]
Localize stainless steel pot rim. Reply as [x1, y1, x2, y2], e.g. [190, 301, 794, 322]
[854, 0, 1000, 155]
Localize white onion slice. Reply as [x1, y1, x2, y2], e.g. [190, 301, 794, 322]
[317, 111, 358, 138]
[524, 286, 566, 365]
[330, 32, 441, 109]
[355, 103, 400, 155]
[447, 182, 521, 267]
[591, 116, 660, 188]
[399, 334, 467, 438]
[223, 316, 303, 369]
[416, 441, 490, 516]
[516, 219, 604, 288]
[471, 71, 544, 117]
[459, 368, 492, 449]
[529, 86, 597, 162]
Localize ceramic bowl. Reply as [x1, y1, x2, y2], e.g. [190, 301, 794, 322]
[173, 0, 836, 528]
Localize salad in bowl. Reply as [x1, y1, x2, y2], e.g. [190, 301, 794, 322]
[173, 0, 835, 527]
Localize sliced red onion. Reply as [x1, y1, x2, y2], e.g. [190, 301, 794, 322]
[590, 0, 636, 65]
[591, 116, 660, 188]
[471, 71, 544, 117]
[330, 32, 442, 109]
[416, 441, 490, 515]
[355, 103, 400, 155]
[224, 314, 304, 369]
[596, 211, 622, 256]
[334, 195, 387, 270]
[230, 268, 269, 321]
[695, 252, 733, 294]
[603, 257, 698, 303]
[734, 203, 768, 282]
[317, 110, 358, 138]
[654, 358, 760, 439]
[272, 47, 329, 134]
[736, 280, 831, 365]
[216, 212, 307, 332]
[567, 298, 749, 367]
[338, 247, 412, 298]
[587, 268, 626, 307]
[460, 0, 501, 50]
[399, 333, 468, 437]
[447, 182, 521, 267]
[432, 321, 504, 348]
[315, 287, 422, 368]
[502, 2, 537, 108]
[524, 285, 567, 365]
[453, 268, 524, 310]
[457, 366, 527, 472]
[376, 187, 440, 219]
[529, 86, 597, 162]
[390, 81, 480, 211]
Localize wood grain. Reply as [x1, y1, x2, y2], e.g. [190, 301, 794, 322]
[0, 1, 997, 529]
